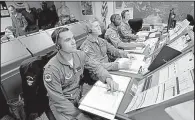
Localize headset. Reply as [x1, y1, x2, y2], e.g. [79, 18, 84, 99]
[54, 27, 69, 50]
[121, 10, 129, 19]
[86, 23, 92, 34]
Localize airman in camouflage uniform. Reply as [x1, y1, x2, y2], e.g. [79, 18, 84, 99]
[104, 14, 145, 50]
[43, 27, 118, 120]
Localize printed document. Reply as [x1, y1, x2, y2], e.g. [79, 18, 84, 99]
[125, 69, 194, 114]
[168, 35, 189, 51]
[79, 74, 131, 120]
[116, 54, 145, 74]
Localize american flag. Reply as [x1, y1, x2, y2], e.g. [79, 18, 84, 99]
[101, 1, 108, 28]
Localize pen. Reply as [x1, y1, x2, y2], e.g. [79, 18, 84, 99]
[107, 89, 125, 94]
[129, 92, 135, 97]
[106, 89, 135, 97]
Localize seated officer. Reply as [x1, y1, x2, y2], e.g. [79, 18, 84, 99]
[118, 10, 138, 42]
[1, 26, 16, 42]
[80, 18, 133, 72]
[105, 14, 145, 50]
[43, 27, 118, 120]
[70, 14, 79, 23]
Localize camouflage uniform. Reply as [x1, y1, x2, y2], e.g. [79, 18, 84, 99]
[11, 13, 28, 37]
[104, 24, 123, 49]
[118, 20, 137, 42]
[80, 35, 128, 71]
[43, 50, 112, 120]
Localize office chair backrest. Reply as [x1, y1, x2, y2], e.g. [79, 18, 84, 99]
[128, 18, 143, 34]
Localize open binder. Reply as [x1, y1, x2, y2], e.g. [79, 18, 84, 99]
[79, 74, 131, 120]
[148, 45, 181, 72]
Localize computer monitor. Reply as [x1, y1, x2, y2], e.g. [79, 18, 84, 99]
[148, 45, 182, 72]
[167, 8, 176, 32]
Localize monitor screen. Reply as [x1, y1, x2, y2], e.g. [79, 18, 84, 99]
[167, 8, 176, 32]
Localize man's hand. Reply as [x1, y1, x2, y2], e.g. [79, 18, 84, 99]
[117, 58, 132, 70]
[106, 78, 119, 92]
[127, 54, 136, 60]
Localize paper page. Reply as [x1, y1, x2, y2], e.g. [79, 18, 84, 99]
[168, 35, 189, 51]
[168, 62, 177, 79]
[144, 37, 159, 47]
[79, 74, 131, 119]
[169, 29, 175, 36]
[125, 91, 147, 112]
[156, 83, 165, 103]
[125, 53, 194, 114]
[163, 78, 177, 101]
[125, 70, 194, 113]
[136, 31, 150, 37]
[79, 86, 124, 119]
[177, 71, 194, 95]
[169, 19, 190, 41]
[149, 32, 156, 38]
[129, 54, 145, 61]
[95, 74, 131, 92]
[157, 71, 194, 103]
[158, 67, 169, 84]
[170, 33, 178, 41]
[124, 47, 145, 54]
[117, 56, 145, 74]
[175, 52, 194, 74]
[138, 86, 159, 109]
[137, 36, 146, 42]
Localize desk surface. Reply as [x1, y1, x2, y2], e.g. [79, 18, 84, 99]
[18, 31, 55, 56]
[1, 40, 31, 73]
[109, 35, 163, 79]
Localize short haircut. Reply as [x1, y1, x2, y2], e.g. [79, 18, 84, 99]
[186, 14, 194, 22]
[85, 17, 100, 34]
[110, 14, 120, 22]
[121, 10, 129, 19]
[8, 5, 15, 9]
[51, 27, 69, 44]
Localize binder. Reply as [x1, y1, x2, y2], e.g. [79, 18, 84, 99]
[148, 45, 181, 71]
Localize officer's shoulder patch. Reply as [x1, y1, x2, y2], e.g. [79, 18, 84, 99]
[105, 29, 111, 34]
[83, 46, 89, 53]
[110, 33, 117, 38]
[121, 26, 126, 31]
[44, 73, 52, 82]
